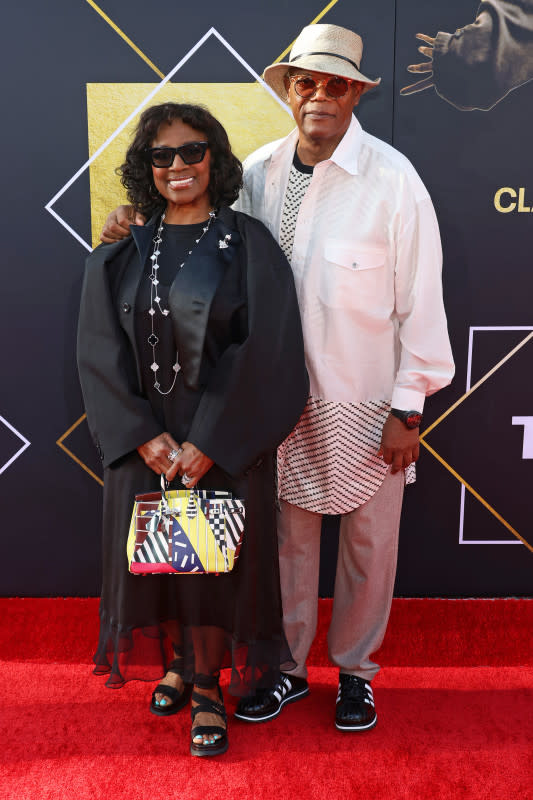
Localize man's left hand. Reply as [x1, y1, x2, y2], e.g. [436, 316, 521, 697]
[377, 414, 420, 473]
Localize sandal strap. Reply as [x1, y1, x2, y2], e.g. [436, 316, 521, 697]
[191, 689, 227, 724]
[191, 725, 227, 737]
[166, 657, 184, 675]
[191, 687, 222, 705]
[191, 700, 227, 723]
[152, 683, 182, 704]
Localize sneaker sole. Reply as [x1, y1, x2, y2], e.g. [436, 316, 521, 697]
[234, 686, 310, 723]
[335, 714, 377, 732]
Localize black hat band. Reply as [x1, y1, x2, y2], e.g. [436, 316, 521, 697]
[290, 51, 360, 71]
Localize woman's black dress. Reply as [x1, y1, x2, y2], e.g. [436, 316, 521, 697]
[79, 212, 308, 695]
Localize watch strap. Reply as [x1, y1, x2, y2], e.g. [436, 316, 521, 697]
[390, 408, 423, 429]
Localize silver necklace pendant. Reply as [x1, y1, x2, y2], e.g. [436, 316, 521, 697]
[147, 210, 216, 395]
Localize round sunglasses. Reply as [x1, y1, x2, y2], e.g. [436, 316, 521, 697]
[288, 75, 355, 99]
[145, 141, 209, 168]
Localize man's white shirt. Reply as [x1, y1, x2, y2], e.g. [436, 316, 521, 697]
[235, 116, 454, 513]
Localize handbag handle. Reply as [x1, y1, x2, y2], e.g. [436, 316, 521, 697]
[160, 474, 200, 507]
[160, 474, 170, 514]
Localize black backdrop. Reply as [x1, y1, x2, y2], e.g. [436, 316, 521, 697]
[2, 0, 532, 596]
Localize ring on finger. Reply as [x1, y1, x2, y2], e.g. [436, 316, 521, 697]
[167, 447, 183, 463]
[181, 473, 194, 485]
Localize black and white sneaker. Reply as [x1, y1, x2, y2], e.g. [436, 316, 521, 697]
[335, 674, 377, 731]
[234, 672, 310, 723]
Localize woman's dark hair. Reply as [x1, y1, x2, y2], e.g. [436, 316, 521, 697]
[118, 102, 243, 218]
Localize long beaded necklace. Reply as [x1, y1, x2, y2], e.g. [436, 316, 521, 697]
[147, 209, 216, 395]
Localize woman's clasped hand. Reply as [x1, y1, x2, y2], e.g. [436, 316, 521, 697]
[137, 432, 213, 487]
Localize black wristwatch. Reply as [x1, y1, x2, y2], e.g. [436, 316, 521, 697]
[390, 408, 423, 430]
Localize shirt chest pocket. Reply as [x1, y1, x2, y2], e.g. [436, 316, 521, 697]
[319, 240, 388, 310]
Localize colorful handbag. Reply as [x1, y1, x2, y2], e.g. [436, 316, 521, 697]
[127, 477, 245, 575]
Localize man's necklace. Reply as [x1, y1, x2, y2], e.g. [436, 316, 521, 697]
[147, 210, 216, 395]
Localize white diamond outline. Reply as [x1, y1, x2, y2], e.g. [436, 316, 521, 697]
[459, 325, 533, 546]
[0, 415, 31, 475]
[44, 26, 291, 252]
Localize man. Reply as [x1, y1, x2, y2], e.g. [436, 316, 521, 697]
[101, 23, 454, 732]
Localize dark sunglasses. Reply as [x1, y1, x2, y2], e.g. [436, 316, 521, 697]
[288, 75, 354, 99]
[145, 141, 209, 168]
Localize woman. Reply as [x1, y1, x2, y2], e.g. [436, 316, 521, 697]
[77, 102, 308, 757]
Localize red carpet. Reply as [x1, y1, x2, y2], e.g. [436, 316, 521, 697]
[1, 599, 532, 800]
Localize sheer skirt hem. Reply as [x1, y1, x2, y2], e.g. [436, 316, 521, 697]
[93, 607, 293, 697]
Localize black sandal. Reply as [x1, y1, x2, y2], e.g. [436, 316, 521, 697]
[150, 657, 193, 717]
[190, 687, 228, 757]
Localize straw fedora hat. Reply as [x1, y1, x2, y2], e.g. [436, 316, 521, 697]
[263, 24, 381, 102]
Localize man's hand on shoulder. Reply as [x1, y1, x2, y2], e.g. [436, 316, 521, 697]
[100, 204, 146, 243]
[377, 413, 420, 474]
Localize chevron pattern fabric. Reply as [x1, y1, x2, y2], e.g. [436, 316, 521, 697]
[278, 396, 415, 514]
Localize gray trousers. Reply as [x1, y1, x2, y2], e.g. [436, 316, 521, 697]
[278, 468, 405, 682]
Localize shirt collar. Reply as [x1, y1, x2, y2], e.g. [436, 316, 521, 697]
[270, 126, 300, 169]
[271, 115, 362, 175]
[327, 115, 362, 175]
